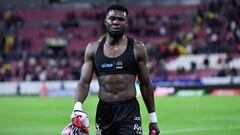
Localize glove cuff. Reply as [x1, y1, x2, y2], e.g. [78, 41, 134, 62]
[74, 102, 83, 111]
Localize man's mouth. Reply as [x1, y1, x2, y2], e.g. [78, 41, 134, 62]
[112, 27, 120, 31]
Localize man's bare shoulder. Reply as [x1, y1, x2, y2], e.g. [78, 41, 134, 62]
[87, 39, 102, 49]
[132, 38, 148, 61]
[85, 38, 103, 53]
[133, 38, 146, 52]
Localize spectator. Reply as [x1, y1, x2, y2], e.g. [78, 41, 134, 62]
[203, 56, 209, 68]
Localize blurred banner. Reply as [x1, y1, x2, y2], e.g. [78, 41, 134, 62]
[0, 77, 240, 96]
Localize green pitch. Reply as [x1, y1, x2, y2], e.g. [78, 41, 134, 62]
[0, 96, 240, 135]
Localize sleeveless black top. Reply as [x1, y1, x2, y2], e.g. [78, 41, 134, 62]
[94, 37, 138, 76]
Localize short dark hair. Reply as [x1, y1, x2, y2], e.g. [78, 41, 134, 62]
[106, 4, 128, 15]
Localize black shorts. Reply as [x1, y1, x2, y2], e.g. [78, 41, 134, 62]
[95, 97, 142, 135]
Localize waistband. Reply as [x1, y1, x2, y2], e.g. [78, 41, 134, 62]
[99, 97, 137, 105]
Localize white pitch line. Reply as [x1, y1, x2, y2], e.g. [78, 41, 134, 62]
[162, 126, 240, 134]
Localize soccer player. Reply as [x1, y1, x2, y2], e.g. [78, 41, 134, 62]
[71, 4, 160, 135]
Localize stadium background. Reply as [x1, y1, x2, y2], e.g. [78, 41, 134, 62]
[0, 0, 240, 135]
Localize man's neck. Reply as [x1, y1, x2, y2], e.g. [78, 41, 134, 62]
[106, 34, 125, 46]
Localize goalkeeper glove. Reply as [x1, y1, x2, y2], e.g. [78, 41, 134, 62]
[71, 102, 89, 134]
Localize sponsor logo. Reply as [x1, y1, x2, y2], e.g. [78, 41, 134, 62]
[101, 63, 113, 69]
[96, 123, 102, 135]
[134, 124, 142, 134]
[134, 116, 141, 121]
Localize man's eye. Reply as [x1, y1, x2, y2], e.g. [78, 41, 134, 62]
[109, 17, 116, 21]
[118, 18, 125, 21]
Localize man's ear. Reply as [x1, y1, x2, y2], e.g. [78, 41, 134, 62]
[104, 18, 107, 26]
[126, 20, 128, 27]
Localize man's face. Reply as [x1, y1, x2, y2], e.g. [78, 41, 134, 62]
[105, 10, 128, 38]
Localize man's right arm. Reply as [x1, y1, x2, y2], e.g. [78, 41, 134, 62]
[75, 43, 95, 103]
[70, 43, 95, 134]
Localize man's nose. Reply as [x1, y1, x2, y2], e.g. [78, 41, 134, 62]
[113, 19, 120, 24]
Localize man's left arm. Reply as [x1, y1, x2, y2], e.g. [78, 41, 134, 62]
[134, 41, 160, 134]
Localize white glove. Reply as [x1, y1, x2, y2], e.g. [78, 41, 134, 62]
[71, 102, 89, 134]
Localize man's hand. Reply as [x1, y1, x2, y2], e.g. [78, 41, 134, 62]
[149, 123, 160, 135]
[71, 102, 89, 134]
[72, 111, 90, 134]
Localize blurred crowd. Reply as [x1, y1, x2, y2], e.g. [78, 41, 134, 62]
[0, 0, 239, 81]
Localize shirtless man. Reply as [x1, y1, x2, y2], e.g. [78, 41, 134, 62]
[71, 4, 160, 135]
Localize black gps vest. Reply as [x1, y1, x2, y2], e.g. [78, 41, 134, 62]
[94, 37, 138, 76]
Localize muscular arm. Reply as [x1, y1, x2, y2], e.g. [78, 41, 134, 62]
[75, 43, 95, 103]
[135, 41, 160, 134]
[135, 41, 155, 113]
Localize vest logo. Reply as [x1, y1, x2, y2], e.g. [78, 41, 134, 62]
[115, 61, 123, 69]
[101, 63, 113, 68]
